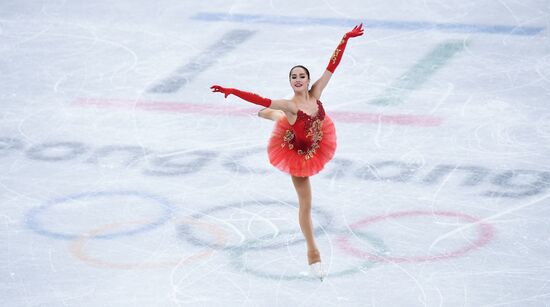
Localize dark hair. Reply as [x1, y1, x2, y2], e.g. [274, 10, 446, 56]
[289, 65, 310, 80]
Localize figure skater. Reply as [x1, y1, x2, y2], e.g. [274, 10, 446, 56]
[211, 24, 364, 280]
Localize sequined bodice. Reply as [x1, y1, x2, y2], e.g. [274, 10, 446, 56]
[281, 100, 326, 159]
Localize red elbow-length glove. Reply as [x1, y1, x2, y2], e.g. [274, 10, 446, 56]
[326, 23, 364, 73]
[210, 85, 271, 108]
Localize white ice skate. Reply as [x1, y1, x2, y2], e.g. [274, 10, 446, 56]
[308, 250, 325, 281]
[309, 261, 325, 281]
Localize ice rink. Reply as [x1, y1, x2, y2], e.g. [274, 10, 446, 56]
[2, 0, 550, 306]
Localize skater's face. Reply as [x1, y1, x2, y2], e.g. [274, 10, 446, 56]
[289, 66, 310, 92]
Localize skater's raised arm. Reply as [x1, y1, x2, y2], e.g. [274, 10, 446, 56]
[210, 85, 296, 113]
[310, 24, 364, 100]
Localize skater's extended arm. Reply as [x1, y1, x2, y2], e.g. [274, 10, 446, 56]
[210, 85, 271, 107]
[310, 24, 364, 100]
[210, 85, 296, 113]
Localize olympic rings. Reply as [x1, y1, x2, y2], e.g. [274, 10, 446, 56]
[70, 218, 227, 269]
[336, 210, 495, 263]
[25, 191, 496, 280]
[26, 190, 174, 240]
[177, 200, 333, 250]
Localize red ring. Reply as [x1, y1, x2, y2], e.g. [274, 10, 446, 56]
[336, 210, 495, 263]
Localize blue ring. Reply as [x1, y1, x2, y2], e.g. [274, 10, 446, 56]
[25, 190, 174, 240]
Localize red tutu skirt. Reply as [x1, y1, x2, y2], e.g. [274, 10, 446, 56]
[268, 116, 337, 177]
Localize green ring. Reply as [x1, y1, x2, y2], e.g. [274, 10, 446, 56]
[229, 229, 388, 281]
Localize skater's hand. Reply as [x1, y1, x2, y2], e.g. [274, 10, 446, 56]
[345, 23, 364, 39]
[210, 85, 233, 98]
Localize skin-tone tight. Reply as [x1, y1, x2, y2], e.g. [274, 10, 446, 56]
[259, 108, 321, 264]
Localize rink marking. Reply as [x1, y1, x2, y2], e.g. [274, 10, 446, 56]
[229, 230, 385, 281]
[73, 98, 443, 127]
[369, 40, 467, 106]
[25, 190, 175, 240]
[336, 210, 495, 263]
[70, 218, 227, 269]
[148, 29, 255, 93]
[11, 138, 547, 198]
[191, 12, 544, 36]
[177, 200, 333, 251]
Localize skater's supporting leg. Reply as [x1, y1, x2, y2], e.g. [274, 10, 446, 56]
[291, 175, 320, 264]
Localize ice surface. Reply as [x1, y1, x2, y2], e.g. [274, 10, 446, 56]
[2, 0, 550, 306]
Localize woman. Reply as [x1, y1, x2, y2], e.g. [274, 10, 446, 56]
[211, 24, 364, 281]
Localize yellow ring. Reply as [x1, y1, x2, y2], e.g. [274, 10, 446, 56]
[70, 218, 227, 269]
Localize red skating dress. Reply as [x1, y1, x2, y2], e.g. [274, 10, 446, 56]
[268, 100, 337, 177]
